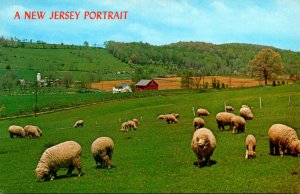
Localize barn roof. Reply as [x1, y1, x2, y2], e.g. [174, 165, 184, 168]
[135, 79, 157, 86]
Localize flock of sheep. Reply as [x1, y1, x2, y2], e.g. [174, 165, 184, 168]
[7, 104, 300, 181]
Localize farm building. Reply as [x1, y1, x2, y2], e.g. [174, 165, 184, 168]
[135, 79, 158, 91]
[112, 83, 132, 93]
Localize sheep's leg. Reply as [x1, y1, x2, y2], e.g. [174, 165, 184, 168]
[67, 165, 74, 177]
[269, 140, 275, 155]
[245, 150, 249, 159]
[50, 171, 57, 181]
[279, 145, 285, 157]
[73, 156, 82, 177]
[205, 156, 211, 166]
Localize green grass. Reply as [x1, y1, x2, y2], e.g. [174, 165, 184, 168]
[0, 84, 299, 193]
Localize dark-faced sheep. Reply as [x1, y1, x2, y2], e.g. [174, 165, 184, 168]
[231, 115, 246, 134]
[8, 125, 25, 138]
[240, 107, 253, 120]
[91, 137, 114, 169]
[216, 112, 235, 131]
[24, 125, 42, 138]
[191, 128, 216, 167]
[73, 120, 84, 128]
[197, 108, 210, 116]
[268, 124, 300, 157]
[193, 117, 205, 131]
[164, 114, 178, 124]
[35, 141, 82, 181]
[245, 134, 256, 159]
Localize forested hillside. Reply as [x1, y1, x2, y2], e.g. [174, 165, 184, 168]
[105, 41, 300, 77]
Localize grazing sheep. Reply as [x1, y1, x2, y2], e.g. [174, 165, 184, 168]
[193, 117, 205, 131]
[172, 113, 180, 118]
[240, 107, 253, 120]
[127, 120, 137, 131]
[231, 115, 246, 134]
[191, 128, 216, 166]
[245, 134, 256, 159]
[164, 114, 178, 124]
[157, 115, 166, 119]
[225, 106, 235, 112]
[132, 118, 140, 126]
[35, 141, 82, 181]
[120, 121, 129, 132]
[216, 112, 235, 131]
[91, 137, 114, 169]
[268, 124, 300, 157]
[73, 120, 84, 128]
[242, 105, 250, 109]
[197, 108, 210, 116]
[8, 125, 25, 138]
[24, 125, 42, 138]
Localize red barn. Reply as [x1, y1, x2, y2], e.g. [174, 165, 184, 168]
[135, 79, 158, 91]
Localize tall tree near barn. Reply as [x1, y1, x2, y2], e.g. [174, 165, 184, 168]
[249, 48, 283, 85]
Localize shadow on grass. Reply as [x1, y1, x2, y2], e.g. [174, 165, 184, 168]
[95, 165, 116, 169]
[52, 172, 85, 180]
[193, 160, 217, 168]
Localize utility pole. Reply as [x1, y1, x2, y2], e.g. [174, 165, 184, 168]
[35, 73, 38, 117]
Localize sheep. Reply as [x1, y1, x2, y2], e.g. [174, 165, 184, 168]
[215, 112, 235, 131]
[127, 120, 137, 131]
[245, 134, 256, 159]
[191, 128, 216, 167]
[73, 120, 84, 128]
[197, 108, 210, 116]
[35, 141, 82, 181]
[157, 115, 166, 119]
[91, 137, 114, 169]
[8, 125, 25, 138]
[231, 115, 246, 134]
[24, 125, 42, 138]
[164, 114, 178, 124]
[193, 117, 205, 131]
[225, 105, 235, 112]
[240, 107, 253, 120]
[268, 124, 300, 157]
[120, 121, 129, 132]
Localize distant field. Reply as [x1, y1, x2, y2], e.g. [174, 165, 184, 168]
[91, 76, 267, 91]
[0, 84, 299, 193]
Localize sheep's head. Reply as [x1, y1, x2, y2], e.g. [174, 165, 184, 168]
[247, 151, 256, 158]
[35, 167, 50, 181]
[197, 135, 209, 148]
[292, 141, 300, 156]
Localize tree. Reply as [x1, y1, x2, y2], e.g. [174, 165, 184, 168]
[83, 41, 89, 47]
[62, 72, 72, 88]
[180, 70, 194, 89]
[249, 48, 283, 85]
[1, 65, 16, 94]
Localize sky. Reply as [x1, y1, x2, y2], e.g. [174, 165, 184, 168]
[0, 0, 300, 51]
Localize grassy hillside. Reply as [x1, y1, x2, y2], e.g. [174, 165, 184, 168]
[0, 84, 299, 193]
[0, 46, 132, 81]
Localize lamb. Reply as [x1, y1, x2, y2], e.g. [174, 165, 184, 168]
[193, 117, 205, 131]
[35, 141, 82, 181]
[231, 115, 246, 134]
[127, 120, 137, 131]
[215, 112, 235, 131]
[191, 128, 216, 167]
[91, 137, 114, 169]
[245, 134, 256, 159]
[73, 120, 84, 128]
[8, 125, 25, 138]
[268, 124, 300, 157]
[132, 118, 140, 126]
[225, 105, 235, 112]
[120, 121, 129, 132]
[157, 115, 166, 119]
[24, 125, 43, 138]
[240, 107, 253, 120]
[197, 108, 210, 116]
[164, 114, 178, 124]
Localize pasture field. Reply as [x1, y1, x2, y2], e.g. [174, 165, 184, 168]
[0, 84, 299, 193]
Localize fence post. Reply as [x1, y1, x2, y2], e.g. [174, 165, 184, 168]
[288, 96, 291, 106]
[259, 97, 262, 109]
[224, 102, 227, 112]
[192, 107, 195, 117]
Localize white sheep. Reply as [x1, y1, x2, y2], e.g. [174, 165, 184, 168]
[215, 112, 235, 131]
[240, 107, 253, 120]
[91, 137, 114, 169]
[191, 128, 216, 166]
[268, 124, 300, 157]
[164, 114, 178, 124]
[225, 105, 235, 112]
[193, 117, 205, 131]
[231, 115, 246, 134]
[197, 108, 210, 116]
[35, 141, 82, 181]
[24, 125, 42, 138]
[8, 125, 25, 138]
[120, 121, 129, 132]
[73, 120, 84, 128]
[245, 134, 256, 159]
